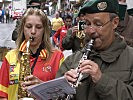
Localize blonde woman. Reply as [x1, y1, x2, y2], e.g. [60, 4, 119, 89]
[0, 8, 64, 100]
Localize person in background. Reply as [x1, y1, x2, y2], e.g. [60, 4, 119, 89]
[56, 0, 133, 100]
[0, 8, 64, 100]
[5, 8, 10, 23]
[0, 7, 2, 23]
[52, 15, 72, 51]
[62, 12, 85, 53]
[51, 12, 64, 46]
[1, 8, 5, 23]
[116, 0, 133, 47]
[12, 0, 41, 41]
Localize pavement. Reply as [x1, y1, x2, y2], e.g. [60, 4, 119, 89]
[0, 21, 16, 67]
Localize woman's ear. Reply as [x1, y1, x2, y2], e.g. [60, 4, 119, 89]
[112, 16, 119, 29]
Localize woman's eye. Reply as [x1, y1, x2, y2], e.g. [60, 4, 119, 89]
[36, 26, 42, 29]
[26, 25, 32, 28]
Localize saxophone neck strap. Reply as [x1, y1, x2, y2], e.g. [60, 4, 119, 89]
[31, 47, 42, 74]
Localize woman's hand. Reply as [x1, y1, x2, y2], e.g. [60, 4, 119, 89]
[0, 97, 8, 100]
[21, 75, 43, 90]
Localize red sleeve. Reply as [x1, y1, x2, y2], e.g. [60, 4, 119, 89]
[52, 27, 62, 45]
[52, 50, 64, 76]
[0, 58, 10, 98]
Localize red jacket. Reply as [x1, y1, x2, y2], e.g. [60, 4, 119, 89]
[53, 25, 69, 51]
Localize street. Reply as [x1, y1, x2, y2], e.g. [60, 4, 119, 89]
[0, 21, 16, 48]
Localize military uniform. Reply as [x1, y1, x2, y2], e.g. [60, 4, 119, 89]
[57, 0, 133, 100]
[57, 33, 133, 100]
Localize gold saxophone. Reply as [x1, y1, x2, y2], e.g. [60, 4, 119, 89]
[18, 37, 34, 99]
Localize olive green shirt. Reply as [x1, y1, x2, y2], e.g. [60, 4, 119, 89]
[56, 34, 133, 100]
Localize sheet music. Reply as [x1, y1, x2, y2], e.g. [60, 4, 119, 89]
[27, 77, 76, 100]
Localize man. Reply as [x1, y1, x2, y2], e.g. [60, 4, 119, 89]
[5, 8, 9, 23]
[12, 0, 41, 41]
[51, 12, 64, 46]
[116, 0, 133, 47]
[62, 13, 85, 53]
[56, 0, 133, 100]
[52, 15, 72, 51]
[0, 7, 2, 23]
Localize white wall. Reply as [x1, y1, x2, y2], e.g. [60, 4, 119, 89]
[127, 0, 133, 9]
[12, 0, 26, 10]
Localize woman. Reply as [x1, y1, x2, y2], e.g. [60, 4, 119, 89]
[0, 8, 64, 100]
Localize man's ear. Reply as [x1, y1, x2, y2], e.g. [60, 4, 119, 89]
[112, 16, 119, 29]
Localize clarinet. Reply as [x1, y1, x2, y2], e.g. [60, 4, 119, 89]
[66, 39, 94, 100]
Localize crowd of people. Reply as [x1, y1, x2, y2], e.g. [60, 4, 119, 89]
[0, 7, 12, 23]
[0, 0, 133, 100]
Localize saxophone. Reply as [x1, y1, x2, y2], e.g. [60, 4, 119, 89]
[18, 37, 34, 99]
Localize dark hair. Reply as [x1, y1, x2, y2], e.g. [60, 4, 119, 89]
[66, 8, 70, 11]
[109, 13, 118, 21]
[27, 5, 41, 9]
[64, 15, 72, 20]
[29, 0, 41, 5]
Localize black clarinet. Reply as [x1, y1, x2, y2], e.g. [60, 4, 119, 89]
[66, 39, 94, 100]
[75, 39, 94, 87]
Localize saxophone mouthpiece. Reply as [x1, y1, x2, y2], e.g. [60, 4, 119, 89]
[30, 37, 34, 42]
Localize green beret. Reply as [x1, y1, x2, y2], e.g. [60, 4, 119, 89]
[80, 0, 119, 14]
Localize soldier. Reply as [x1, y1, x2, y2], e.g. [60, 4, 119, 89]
[56, 0, 133, 100]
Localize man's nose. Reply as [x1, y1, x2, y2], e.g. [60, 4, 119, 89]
[88, 27, 96, 35]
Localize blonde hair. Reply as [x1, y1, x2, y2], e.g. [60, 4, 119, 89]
[16, 8, 52, 60]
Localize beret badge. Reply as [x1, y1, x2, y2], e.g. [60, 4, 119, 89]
[97, 2, 107, 11]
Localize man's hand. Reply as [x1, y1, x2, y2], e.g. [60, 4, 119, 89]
[56, 42, 60, 48]
[64, 60, 102, 84]
[71, 26, 78, 36]
[79, 60, 102, 83]
[64, 69, 78, 83]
